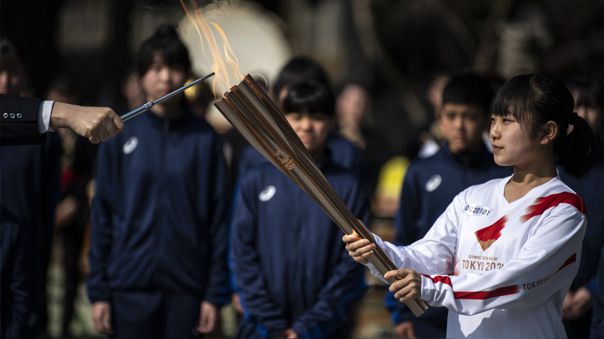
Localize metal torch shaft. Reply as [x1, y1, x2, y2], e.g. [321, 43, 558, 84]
[120, 72, 215, 122]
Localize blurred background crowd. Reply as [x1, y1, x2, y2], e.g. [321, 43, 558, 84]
[1, 0, 603, 338]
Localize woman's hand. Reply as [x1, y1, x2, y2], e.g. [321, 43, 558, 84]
[342, 232, 376, 264]
[385, 268, 422, 303]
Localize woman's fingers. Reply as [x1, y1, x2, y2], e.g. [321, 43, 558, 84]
[345, 237, 370, 251]
[347, 242, 375, 259]
[342, 234, 376, 263]
[384, 268, 413, 281]
[393, 286, 417, 301]
[385, 269, 422, 302]
[342, 233, 360, 244]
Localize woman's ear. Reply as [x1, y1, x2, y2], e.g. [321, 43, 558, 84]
[540, 120, 559, 145]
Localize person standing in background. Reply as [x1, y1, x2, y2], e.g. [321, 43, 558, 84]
[87, 25, 229, 339]
[231, 81, 368, 338]
[0, 37, 61, 338]
[560, 76, 604, 338]
[236, 56, 363, 179]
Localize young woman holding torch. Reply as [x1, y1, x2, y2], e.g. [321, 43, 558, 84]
[343, 74, 593, 338]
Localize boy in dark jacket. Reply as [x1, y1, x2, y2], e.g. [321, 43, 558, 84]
[87, 25, 229, 339]
[230, 80, 368, 338]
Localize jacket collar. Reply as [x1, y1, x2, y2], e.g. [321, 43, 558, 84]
[144, 105, 194, 131]
[440, 141, 494, 167]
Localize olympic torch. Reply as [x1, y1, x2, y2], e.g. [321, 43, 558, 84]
[214, 75, 428, 317]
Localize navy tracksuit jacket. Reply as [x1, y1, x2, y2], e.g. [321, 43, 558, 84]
[230, 159, 368, 338]
[87, 109, 229, 306]
[386, 143, 511, 335]
[560, 141, 604, 338]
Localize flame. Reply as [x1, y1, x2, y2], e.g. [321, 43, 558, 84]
[179, 0, 243, 95]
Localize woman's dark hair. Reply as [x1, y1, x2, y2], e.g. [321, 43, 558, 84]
[282, 80, 335, 117]
[442, 71, 495, 116]
[137, 24, 191, 76]
[491, 74, 594, 177]
[272, 56, 331, 99]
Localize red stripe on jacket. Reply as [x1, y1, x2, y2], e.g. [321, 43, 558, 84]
[423, 274, 452, 286]
[422, 253, 576, 300]
[454, 285, 519, 300]
[556, 253, 577, 273]
[522, 192, 584, 221]
[424, 274, 518, 300]
[476, 216, 507, 242]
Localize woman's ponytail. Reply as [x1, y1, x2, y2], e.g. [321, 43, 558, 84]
[556, 112, 594, 177]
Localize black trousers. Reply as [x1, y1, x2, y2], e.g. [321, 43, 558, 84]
[110, 290, 202, 339]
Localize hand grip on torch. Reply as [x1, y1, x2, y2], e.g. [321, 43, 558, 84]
[120, 72, 215, 122]
[214, 75, 428, 317]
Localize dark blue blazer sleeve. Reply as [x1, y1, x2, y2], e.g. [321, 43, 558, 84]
[0, 94, 46, 146]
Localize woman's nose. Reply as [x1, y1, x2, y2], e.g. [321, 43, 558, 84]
[490, 121, 500, 140]
[298, 116, 313, 130]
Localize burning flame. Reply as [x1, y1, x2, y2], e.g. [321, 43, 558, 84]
[179, 0, 243, 95]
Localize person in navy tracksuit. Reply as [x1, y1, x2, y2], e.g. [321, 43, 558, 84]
[234, 56, 362, 182]
[271, 56, 363, 176]
[559, 77, 604, 338]
[561, 138, 604, 338]
[86, 25, 229, 339]
[385, 72, 511, 338]
[230, 80, 368, 338]
[227, 59, 361, 321]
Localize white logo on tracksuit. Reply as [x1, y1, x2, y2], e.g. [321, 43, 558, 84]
[123, 137, 138, 155]
[426, 174, 442, 192]
[259, 185, 276, 201]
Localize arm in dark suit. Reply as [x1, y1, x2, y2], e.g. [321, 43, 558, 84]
[0, 94, 45, 146]
[2, 94, 124, 145]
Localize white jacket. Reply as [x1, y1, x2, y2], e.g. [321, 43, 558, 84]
[368, 175, 586, 338]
